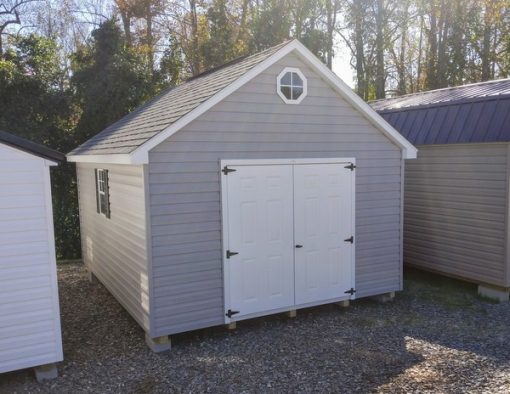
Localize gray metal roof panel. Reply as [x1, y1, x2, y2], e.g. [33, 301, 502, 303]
[373, 79, 510, 145]
[69, 41, 290, 156]
[372, 78, 510, 111]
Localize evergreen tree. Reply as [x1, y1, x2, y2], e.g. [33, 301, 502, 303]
[71, 20, 154, 142]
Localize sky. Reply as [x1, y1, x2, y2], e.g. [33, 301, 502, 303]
[332, 37, 355, 88]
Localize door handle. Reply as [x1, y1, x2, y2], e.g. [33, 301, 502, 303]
[295, 244, 303, 248]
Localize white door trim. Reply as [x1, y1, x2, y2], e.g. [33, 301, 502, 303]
[222, 158, 356, 167]
[220, 158, 356, 324]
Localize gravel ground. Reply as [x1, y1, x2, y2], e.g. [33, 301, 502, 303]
[1, 262, 510, 393]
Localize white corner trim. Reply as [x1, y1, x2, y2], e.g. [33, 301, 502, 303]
[71, 39, 416, 164]
[67, 153, 134, 165]
[42, 165, 64, 363]
[276, 67, 308, 104]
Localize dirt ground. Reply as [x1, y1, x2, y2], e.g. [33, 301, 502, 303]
[1, 262, 509, 393]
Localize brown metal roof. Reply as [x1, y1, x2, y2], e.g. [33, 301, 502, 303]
[371, 78, 510, 145]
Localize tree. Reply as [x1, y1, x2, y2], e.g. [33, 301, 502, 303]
[0, 0, 41, 55]
[71, 19, 155, 142]
[201, 0, 241, 67]
[0, 34, 79, 259]
[252, 0, 291, 51]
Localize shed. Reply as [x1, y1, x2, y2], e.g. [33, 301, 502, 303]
[371, 78, 510, 301]
[0, 130, 65, 381]
[68, 40, 417, 351]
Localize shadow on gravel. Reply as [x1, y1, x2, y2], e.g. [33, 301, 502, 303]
[1, 262, 509, 393]
[400, 267, 510, 363]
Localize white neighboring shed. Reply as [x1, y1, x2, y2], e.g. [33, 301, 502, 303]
[68, 40, 417, 351]
[0, 130, 65, 381]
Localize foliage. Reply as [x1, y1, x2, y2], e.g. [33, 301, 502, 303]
[71, 20, 156, 143]
[0, 34, 80, 259]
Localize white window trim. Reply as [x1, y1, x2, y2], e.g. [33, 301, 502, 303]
[96, 169, 108, 217]
[276, 67, 307, 104]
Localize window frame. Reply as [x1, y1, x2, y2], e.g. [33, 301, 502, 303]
[95, 168, 110, 218]
[276, 67, 308, 104]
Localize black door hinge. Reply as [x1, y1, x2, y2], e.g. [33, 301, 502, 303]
[344, 163, 356, 171]
[344, 236, 354, 244]
[222, 166, 236, 175]
[226, 250, 239, 259]
[344, 288, 356, 296]
[226, 309, 240, 318]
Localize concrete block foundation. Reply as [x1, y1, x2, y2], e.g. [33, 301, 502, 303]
[371, 292, 395, 303]
[87, 270, 100, 285]
[34, 363, 58, 382]
[145, 334, 171, 352]
[478, 285, 509, 303]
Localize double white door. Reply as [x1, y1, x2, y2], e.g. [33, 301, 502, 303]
[222, 160, 354, 321]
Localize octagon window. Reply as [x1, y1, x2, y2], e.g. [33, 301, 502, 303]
[277, 68, 307, 104]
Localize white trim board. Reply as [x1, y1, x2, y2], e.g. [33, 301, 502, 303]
[67, 153, 133, 164]
[68, 40, 417, 164]
[222, 158, 356, 166]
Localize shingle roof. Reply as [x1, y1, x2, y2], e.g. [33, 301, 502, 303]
[371, 78, 510, 145]
[69, 41, 290, 156]
[0, 130, 65, 163]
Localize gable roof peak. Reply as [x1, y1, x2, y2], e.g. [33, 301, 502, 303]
[68, 39, 416, 163]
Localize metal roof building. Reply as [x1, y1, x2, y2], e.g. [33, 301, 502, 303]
[372, 79, 510, 301]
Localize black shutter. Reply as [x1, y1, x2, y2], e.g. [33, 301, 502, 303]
[104, 170, 111, 218]
[94, 169, 100, 213]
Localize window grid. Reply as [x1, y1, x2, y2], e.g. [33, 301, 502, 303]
[279, 72, 304, 100]
[277, 67, 307, 104]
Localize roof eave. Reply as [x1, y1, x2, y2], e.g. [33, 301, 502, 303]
[66, 153, 137, 165]
[0, 131, 66, 163]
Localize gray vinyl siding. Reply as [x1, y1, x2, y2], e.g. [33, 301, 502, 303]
[404, 143, 509, 287]
[148, 53, 404, 337]
[76, 163, 151, 332]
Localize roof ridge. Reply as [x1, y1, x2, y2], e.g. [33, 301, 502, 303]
[376, 91, 510, 113]
[186, 40, 292, 82]
[372, 77, 510, 105]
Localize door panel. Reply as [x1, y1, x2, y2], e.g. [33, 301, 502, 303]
[225, 165, 295, 318]
[294, 164, 354, 304]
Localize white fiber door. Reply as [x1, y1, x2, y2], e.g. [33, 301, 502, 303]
[294, 164, 354, 305]
[224, 165, 295, 319]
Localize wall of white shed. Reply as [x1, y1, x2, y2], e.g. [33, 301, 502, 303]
[0, 143, 63, 373]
